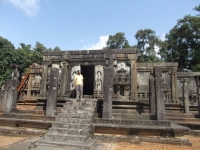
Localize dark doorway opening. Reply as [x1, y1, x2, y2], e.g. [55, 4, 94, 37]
[81, 66, 94, 95]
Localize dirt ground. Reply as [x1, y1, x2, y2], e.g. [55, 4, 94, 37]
[0, 135, 199, 150]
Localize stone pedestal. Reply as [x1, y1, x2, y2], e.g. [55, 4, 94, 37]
[46, 68, 59, 117]
[102, 60, 113, 119]
[154, 67, 166, 120]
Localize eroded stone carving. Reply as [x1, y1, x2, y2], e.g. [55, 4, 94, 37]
[95, 65, 103, 90]
[70, 65, 80, 90]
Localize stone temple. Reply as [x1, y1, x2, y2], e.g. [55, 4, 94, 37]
[0, 48, 200, 149]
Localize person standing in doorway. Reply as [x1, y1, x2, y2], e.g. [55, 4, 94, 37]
[74, 70, 84, 99]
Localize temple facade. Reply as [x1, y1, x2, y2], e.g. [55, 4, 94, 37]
[1, 48, 200, 115]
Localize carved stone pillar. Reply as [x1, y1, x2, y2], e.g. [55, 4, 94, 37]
[130, 60, 138, 101]
[60, 61, 69, 96]
[149, 76, 156, 114]
[195, 76, 200, 117]
[0, 82, 9, 111]
[154, 67, 166, 120]
[182, 78, 190, 114]
[171, 69, 178, 103]
[27, 73, 33, 99]
[5, 79, 19, 112]
[94, 65, 104, 98]
[46, 68, 59, 117]
[39, 65, 48, 97]
[102, 60, 113, 119]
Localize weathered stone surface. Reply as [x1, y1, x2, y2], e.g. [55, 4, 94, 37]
[195, 76, 200, 117]
[149, 77, 156, 114]
[182, 78, 190, 114]
[154, 67, 166, 120]
[102, 60, 114, 119]
[5, 79, 19, 113]
[46, 68, 59, 117]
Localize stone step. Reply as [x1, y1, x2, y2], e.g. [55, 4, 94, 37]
[167, 117, 200, 122]
[0, 113, 55, 121]
[112, 113, 156, 120]
[112, 109, 139, 114]
[65, 100, 96, 107]
[0, 118, 53, 129]
[55, 117, 93, 124]
[45, 133, 89, 143]
[58, 113, 93, 118]
[49, 127, 91, 135]
[60, 108, 94, 114]
[13, 108, 44, 115]
[112, 105, 149, 109]
[35, 137, 96, 150]
[0, 126, 47, 136]
[52, 122, 91, 130]
[63, 104, 95, 111]
[166, 113, 199, 118]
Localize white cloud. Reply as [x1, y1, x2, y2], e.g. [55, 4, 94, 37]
[81, 35, 109, 50]
[160, 33, 166, 41]
[5, 0, 40, 17]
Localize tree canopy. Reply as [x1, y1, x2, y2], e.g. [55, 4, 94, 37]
[135, 29, 162, 63]
[165, 5, 200, 71]
[0, 37, 61, 87]
[105, 32, 131, 49]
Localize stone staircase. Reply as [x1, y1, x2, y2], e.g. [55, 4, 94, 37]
[35, 98, 97, 150]
[0, 108, 54, 136]
[166, 113, 200, 135]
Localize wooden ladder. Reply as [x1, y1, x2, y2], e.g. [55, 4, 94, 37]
[17, 72, 30, 92]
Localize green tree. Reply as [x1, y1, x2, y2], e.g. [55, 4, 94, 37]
[166, 5, 200, 71]
[32, 42, 47, 65]
[53, 46, 61, 52]
[0, 37, 16, 86]
[105, 32, 131, 49]
[135, 29, 161, 62]
[15, 43, 34, 72]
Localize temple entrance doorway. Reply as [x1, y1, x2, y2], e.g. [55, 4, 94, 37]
[81, 66, 94, 95]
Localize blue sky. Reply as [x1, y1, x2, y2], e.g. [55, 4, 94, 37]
[0, 0, 199, 50]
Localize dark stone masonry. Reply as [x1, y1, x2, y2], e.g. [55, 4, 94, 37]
[0, 48, 200, 149]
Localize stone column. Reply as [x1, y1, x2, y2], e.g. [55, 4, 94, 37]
[195, 76, 200, 117]
[46, 68, 59, 117]
[171, 69, 178, 103]
[27, 73, 33, 99]
[149, 77, 156, 114]
[5, 79, 19, 112]
[102, 60, 113, 119]
[39, 65, 48, 97]
[182, 78, 189, 114]
[0, 82, 9, 111]
[130, 60, 138, 101]
[60, 62, 69, 96]
[154, 67, 166, 120]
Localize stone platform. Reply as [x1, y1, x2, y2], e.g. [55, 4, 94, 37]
[0, 108, 54, 136]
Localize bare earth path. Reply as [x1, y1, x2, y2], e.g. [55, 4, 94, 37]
[0, 135, 199, 150]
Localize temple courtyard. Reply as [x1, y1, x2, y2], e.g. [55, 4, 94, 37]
[0, 135, 200, 150]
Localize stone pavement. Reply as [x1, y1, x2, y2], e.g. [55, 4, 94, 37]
[0, 135, 200, 150]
